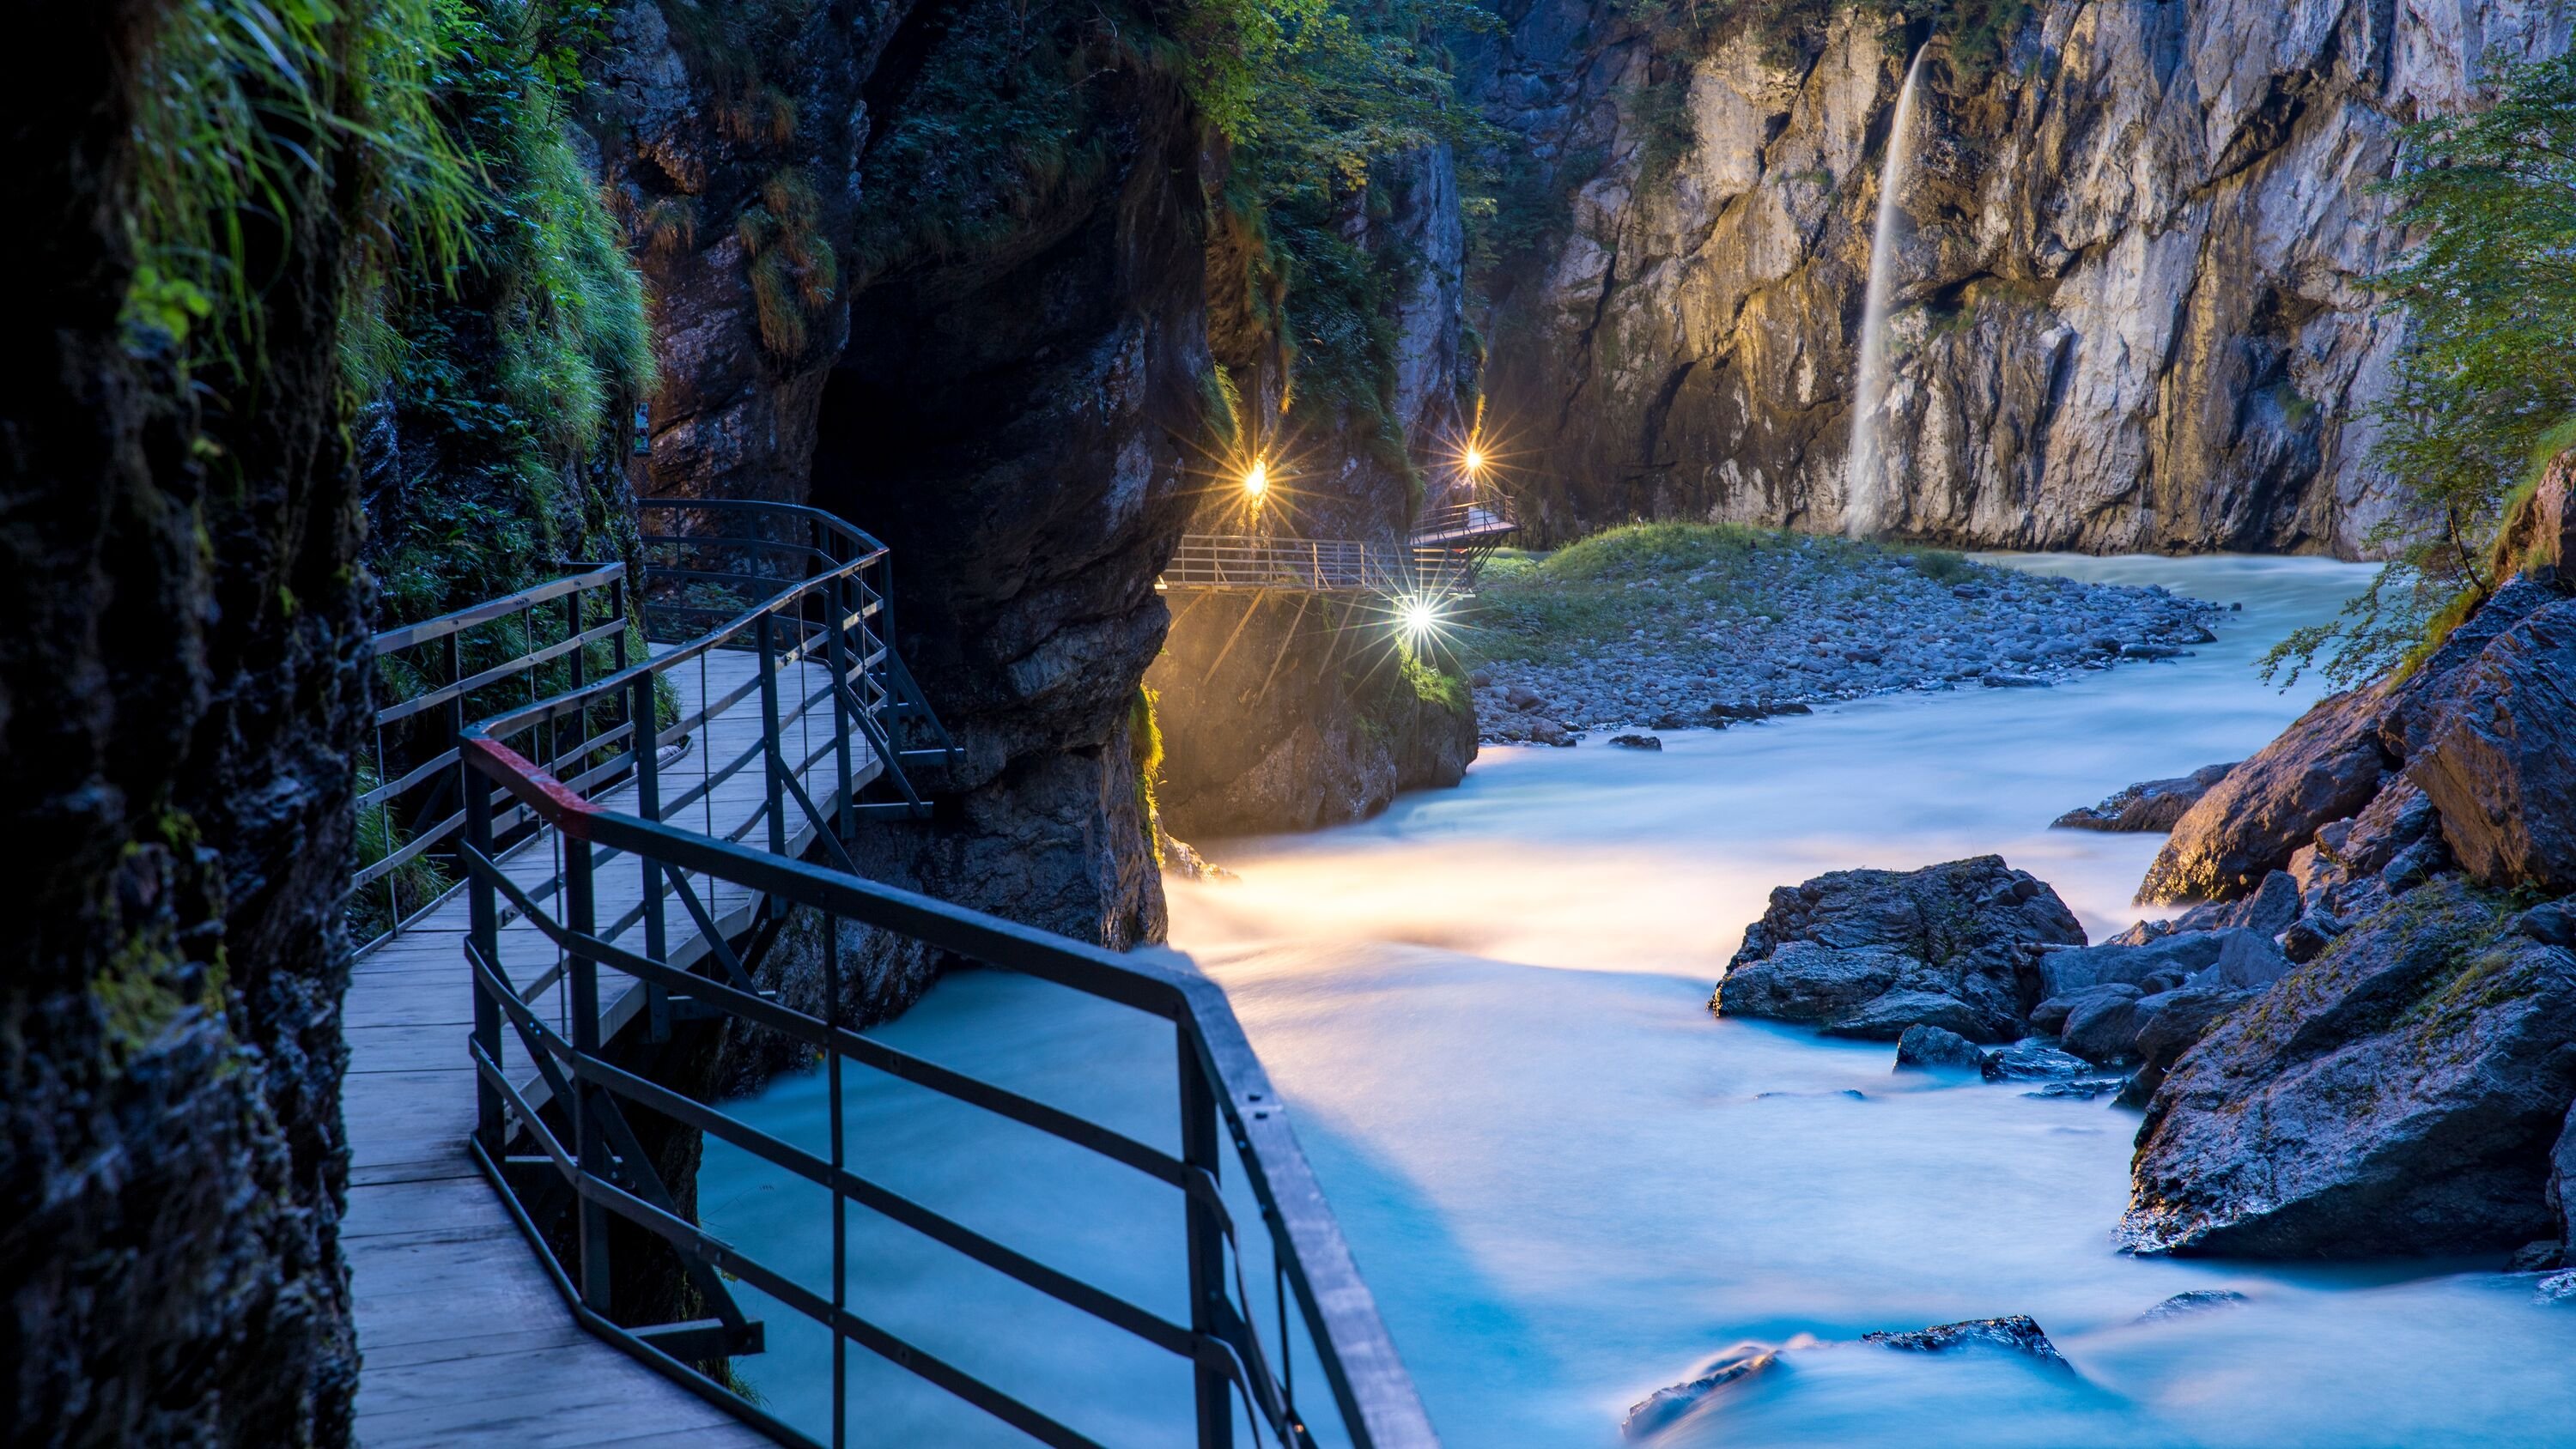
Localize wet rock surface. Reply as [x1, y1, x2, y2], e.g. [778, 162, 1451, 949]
[2125, 878, 2576, 1258]
[2055, 763, 2239, 832]
[1715, 856, 2085, 1042]
[2138, 1289, 2251, 1322]
[1860, 1315, 2070, 1368]
[1475, 545, 2219, 737]
[1619, 1343, 1783, 1440]
[2407, 599, 2576, 892]
[2140, 688, 2393, 904]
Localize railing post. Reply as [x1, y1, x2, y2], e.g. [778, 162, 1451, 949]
[1180, 1031, 1235, 1448]
[465, 751, 503, 1153]
[565, 828, 615, 1312]
[824, 586, 856, 847]
[635, 672, 667, 964]
[565, 588, 589, 775]
[756, 612, 787, 860]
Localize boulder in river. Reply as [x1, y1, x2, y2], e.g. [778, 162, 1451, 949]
[2136, 1289, 2249, 1323]
[1860, 1316, 2069, 1369]
[2053, 763, 2237, 833]
[1894, 1024, 1984, 1070]
[1715, 857, 2086, 1042]
[1982, 1040, 2094, 1081]
[1619, 1343, 1783, 1440]
[2125, 877, 2576, 1257]
[2405, 599, 2576, 894]
[2138, 689, 2391, 904]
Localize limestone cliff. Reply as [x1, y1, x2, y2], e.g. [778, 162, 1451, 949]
[1467, 0, 2573, 554]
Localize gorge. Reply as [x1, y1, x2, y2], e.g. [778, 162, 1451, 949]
[9, 0, 2576, 1446]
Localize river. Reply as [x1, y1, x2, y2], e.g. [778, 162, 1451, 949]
[701, 554, 2576, 1448]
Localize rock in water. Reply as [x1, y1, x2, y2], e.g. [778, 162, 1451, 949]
[1609, 733, 1663, 750]
[2137, 1289, 2250, 1323]
[2139, 689, 2390, 904]
[1860, 1316, 2070, 1369]
[2125, 878, 2576, 1257]
[2053, 762, 2237, 832]
[2406, 599, 2576, 893]
[1714, 857, 2086, 1042]
[2554, 1099, 2576, 1267]
[1619, 1343, 1782, 1440]
[1983, 1040, 2095, 1081]
[1895, 1023, 1984, 1070]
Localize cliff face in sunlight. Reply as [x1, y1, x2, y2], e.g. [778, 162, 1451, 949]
[1467, 0, 2573, 555]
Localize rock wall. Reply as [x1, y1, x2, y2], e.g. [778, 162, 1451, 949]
[807, 27, 1208, 949]
[1151, 146, 1481, 836]
[1467, 0, 2573, 554]
[3, 4, 364, 1440]
[586, 0, 890, 505]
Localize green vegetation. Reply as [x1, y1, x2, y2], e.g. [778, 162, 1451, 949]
[1130, 683, 1167, 864]
[126, 0, 476, 377]
[1468, 521, 1999, 664]
[2263, 54, 2576, 688]
[358, 0, 653, 629]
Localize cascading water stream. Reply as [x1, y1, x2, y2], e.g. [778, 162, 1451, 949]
[1844, 48, 1926, 539]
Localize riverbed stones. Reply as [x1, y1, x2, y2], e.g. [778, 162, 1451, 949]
[2405, 600, 2576, 893]
[1860, 1316, 2070, 1368]
[1715, 857, 2087, 1042]
[2139, 689, 2392, 904]
[2054, 763, 2237, 832]
[2124, 877, 2576, 1257]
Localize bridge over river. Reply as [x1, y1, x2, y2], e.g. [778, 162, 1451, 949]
[340, 500, 1434, 1448]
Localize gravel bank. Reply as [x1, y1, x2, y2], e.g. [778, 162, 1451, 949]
[1464, 526, 2224, 744]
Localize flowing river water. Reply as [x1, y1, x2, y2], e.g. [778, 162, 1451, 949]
[702, 555, 2576, 1448]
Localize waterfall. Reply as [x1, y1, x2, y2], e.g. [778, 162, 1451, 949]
[1843, 47, 1926, 539]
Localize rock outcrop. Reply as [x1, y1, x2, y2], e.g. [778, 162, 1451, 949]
[1152, 145, 1480, 835]
[5, 9, 365, 1438]
[1463, 0, 2572, 551]
[2054, 763, 2237, 832]
[2406, 599, 2576, 892]
[2126, 878, 2576, 1258]
[1715, 856, 2086, 1041]
[2138, 689, 2390, 903]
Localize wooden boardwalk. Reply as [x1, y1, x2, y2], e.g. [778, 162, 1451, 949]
[347, 645, 860, 1447]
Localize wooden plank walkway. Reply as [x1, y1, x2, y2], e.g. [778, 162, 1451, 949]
[349, 644, 866, 1447]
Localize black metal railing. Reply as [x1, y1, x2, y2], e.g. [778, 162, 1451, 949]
[355, 563, 632, 949]
[350, 500, 956, 951]
[448, 510, 1437, 1448]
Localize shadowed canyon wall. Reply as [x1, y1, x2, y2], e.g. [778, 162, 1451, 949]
[1150, 145, 1481, 836]
[3, 3, 364, 1440]
[1469, 0, 2574, 555]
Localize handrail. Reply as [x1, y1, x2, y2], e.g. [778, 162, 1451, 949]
[450, 507, 1437, 1447]
[1162, 533, 1487, 598]
[352, 563, 631, 949]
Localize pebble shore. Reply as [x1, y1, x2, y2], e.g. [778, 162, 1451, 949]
[1467, 537, 2224, 744]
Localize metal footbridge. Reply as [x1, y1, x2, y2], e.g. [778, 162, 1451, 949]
[1159, 491, 1516, 597]
[343, 499, 1435, 1448]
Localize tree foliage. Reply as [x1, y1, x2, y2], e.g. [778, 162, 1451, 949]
[2264, 55, 2576, 688]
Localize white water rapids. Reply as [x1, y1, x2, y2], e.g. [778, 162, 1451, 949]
[701, 555, 2576, 1447]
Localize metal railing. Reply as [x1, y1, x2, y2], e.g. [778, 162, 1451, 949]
[453, 533, 1438, 1448]
[1162, 536, 1486, 598]
[355, 563, 633, 949]
[1407, 494, 1516, 549]
[350, 500, 956, 950]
